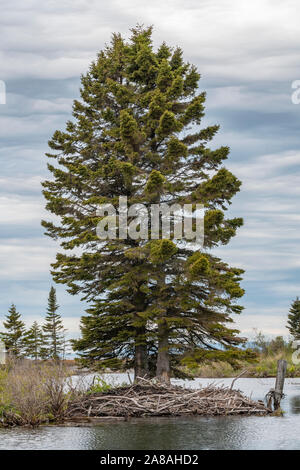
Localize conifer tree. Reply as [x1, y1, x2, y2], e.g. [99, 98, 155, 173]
[43, 287, 65, 360]
[42, 26, 245, 381]
[23, 321, 46, 361]
[287, 297, 300, 340]
[1, 304, 25, 358]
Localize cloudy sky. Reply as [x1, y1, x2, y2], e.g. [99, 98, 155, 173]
[1, 0, 300, 340]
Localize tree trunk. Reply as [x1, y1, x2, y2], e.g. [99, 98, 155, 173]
[156, 322, 170, 385]
[134, 342, 149, 382]
[133, 292, 149, 382]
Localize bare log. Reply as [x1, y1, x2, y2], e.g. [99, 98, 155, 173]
[265, 359, 287, 411]
[230, 370, 248, 390]
[274, 359, 287, 410]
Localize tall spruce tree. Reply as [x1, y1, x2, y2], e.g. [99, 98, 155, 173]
[287, 297, 300, 340]
[42, 26, 245, 381]
[1, 304, 25, 358]
[23, 321, 46, 361]
[43, 287, 65, 360]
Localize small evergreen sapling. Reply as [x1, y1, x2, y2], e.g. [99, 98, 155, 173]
[43, 287, 66, 360]
[1, 304, 25, 358]
[287, 297, 300, 340]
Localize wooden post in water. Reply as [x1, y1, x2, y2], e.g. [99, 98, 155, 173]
[273, 359, 287, 410]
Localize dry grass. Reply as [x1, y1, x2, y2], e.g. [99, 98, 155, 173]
[0, 360, 83, 427]
[182, 352, 300, 379]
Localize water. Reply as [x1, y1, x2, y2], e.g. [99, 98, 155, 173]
[2, 376, 300, 450]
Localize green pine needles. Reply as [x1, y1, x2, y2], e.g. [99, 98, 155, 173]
[1, 304, 25, 358]
[43, 287, 66, 360]
[42, 25, 246, 382]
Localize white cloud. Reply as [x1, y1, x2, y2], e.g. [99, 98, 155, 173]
[0, 175, 43, 194]
[213, 242, 299, 283]
[0, 114, 63, 139]
[207, 86, 291, 113]
[1, 93, 73, 116]
[0, 238, 56, 280]
[0, 314, 81, 336]
[0, 0, 300, 82]
[0, 195, 44, 224]
[17, 315, 80, 335]
[230, 150, 300, 178]
[265, 283, 300, 296]
[234, 313, 288, 337]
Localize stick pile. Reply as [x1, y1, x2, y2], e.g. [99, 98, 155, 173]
[67, 379, 270, 418]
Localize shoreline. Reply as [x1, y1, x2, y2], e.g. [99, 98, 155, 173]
[73, 369, 289, 380]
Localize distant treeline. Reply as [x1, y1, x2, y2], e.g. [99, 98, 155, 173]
[0, 287, 70, 361]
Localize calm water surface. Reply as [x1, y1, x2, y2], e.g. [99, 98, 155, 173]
[1, 376, 300, 450]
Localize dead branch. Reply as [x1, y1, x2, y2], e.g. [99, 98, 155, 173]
[66, 378, 270, 419]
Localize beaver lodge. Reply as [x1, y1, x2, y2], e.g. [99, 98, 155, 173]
[66, 379, 270, 422]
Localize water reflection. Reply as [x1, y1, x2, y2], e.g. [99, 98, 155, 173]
[290, 395, 300, 414]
